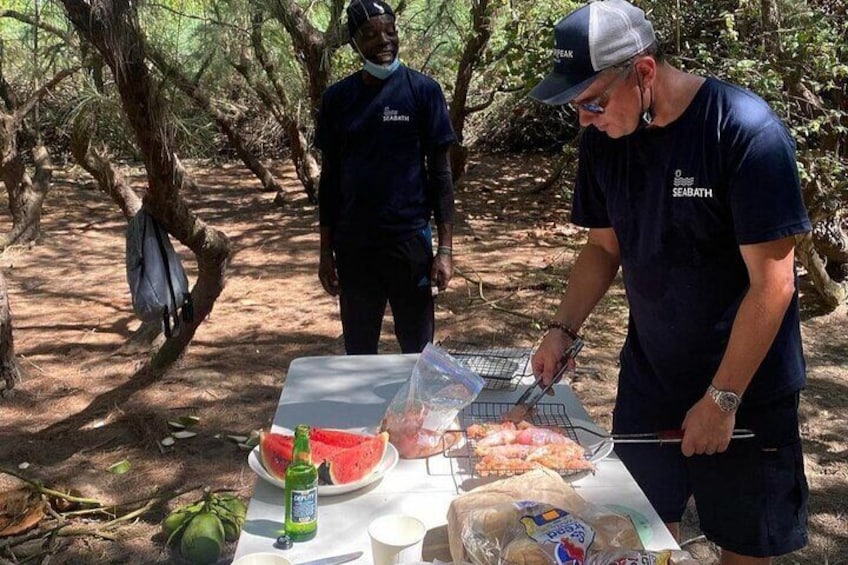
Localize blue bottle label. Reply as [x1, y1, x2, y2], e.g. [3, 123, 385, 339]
[291, 488, 317, 523]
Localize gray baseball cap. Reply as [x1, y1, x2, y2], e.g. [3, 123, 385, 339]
[529, 0, 656, 105]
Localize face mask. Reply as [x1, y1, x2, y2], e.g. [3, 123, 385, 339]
[363, 56, 400, 80]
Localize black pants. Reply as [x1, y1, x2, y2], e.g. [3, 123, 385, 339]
[334, 233, 434, 354]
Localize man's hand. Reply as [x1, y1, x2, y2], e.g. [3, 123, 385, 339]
[680, 394, 736, 456]
[431, 254, 453, 291]
[318, 255, 340, 296]
[530, 330, 576, 388]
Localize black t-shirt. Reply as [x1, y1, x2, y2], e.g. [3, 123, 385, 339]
[572, 77, 811, 404]
[317, 65, 456, 244]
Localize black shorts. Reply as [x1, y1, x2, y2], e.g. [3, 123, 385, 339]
[612, 388, 809, 558]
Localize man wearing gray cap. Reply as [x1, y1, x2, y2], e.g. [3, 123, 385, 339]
[316, 1, 456, 354]
[529, 1, 810, 563]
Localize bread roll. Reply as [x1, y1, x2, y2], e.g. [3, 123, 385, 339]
[502, 536, 554, 565]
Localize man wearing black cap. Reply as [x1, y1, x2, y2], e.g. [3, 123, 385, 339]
[529, 1, 810, 563]
[316, 1, 456, 354]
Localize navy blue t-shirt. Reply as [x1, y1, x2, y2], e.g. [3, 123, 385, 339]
[572, 78, 811, 404]
[317, 65, 456, 244]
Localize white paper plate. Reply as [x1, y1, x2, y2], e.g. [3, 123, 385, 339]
[248, 438, 399, 497]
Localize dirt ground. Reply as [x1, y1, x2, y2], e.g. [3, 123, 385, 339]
[0, 153, 845, 564]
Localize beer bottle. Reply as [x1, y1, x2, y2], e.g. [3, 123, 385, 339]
[284, 424, 318, 541]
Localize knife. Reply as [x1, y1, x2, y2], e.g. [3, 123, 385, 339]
[298, 551, 363, 565]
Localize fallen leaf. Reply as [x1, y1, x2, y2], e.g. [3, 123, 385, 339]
[107, 460, 131, 474]
[0, 487, 45, 537]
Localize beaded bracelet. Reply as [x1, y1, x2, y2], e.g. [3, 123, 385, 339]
[546, 320, 581, 341]
[436, 246, 453, 257]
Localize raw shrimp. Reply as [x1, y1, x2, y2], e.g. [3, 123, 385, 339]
[475, 454, 541, 477]
[466, 421, 517, 439]
[515, 426, 573, 446]
[526, 443, 593, 470]
[474, 443, 535, 458]
[475, 428, 518, 447]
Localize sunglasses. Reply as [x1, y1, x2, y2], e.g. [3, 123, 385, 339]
[570, 65, 633, 114]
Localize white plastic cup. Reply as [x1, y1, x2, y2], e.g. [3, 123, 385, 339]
[368, 514, 426, 565]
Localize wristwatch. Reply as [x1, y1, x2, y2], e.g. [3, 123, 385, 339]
[708, 384, 742, 412]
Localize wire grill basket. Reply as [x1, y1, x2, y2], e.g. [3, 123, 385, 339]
[440, 341, 532, 391]
[453, 402, 594, 479]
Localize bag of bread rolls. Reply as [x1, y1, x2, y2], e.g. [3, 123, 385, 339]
[446, 468, 642, 564]
[446, 469, 588, 562]
[463, 501, 645, 564]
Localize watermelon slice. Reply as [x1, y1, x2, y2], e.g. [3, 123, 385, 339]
[318, 432, 389, 485]
[258, 429, 385, 483]
[310, 428, 372, 448]
[258, 431, 344, 480]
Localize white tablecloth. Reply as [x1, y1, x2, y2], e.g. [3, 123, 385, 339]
[233, 354, 679, 563]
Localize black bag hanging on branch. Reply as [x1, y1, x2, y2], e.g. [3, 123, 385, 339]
[126, 208, 194, 338]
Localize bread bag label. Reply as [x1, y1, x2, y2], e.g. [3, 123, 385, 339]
[520, 507, 596, 564]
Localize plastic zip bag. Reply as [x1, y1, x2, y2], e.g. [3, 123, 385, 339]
[382, 343, 485, 458]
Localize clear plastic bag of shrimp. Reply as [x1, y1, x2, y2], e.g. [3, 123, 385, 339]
[381, 343, 485, 458]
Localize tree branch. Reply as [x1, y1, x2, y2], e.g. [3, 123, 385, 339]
[0, 10, 74, 44]
[13, 67, 79, 126]
[144, 3, 247, 34]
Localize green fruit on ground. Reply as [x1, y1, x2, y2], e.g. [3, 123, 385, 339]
[163, 501, 204, 539]
[214, 495, 247, 520]
[179, 511, 225, 565]
[318, 432, 388, 485]
[210, 497, 246, 542]
[219, 517, 240, 542]
[163, 510, 193, 537]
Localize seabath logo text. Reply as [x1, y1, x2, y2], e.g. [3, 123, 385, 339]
[383, 106, 410, 122]
[672, 169, 713, 198]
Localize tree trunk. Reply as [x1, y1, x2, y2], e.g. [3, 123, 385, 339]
[287, 123, 320, 203]
[148, 47, 285, 197]
[795, 232, 848, 308]
[448, 0, 493, 181]
[266, 0, 347, 118]
[0, 270, 22, 398]
[0, 60, 75, 250]
[760, 0, 781, 55]
[61, 0, 232, 379]
[0, 144, 53, 249]
[69, 116, 142, 219]
[250, 7, 323, 202]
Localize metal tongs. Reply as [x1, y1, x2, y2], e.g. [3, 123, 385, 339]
[604, 428, 756, 444]
[503, 336, 584, 422]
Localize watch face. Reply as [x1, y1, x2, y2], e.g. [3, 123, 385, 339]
[718, 393, 738, 411]
[710, 386, 740, 412]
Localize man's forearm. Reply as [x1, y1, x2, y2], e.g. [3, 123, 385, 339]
[711, 238, 797, 396]
[711, 279, 794, 396]
[320, 226, 334, 257]
[426, 145, 455, 226]
[436, 223, 453, 251]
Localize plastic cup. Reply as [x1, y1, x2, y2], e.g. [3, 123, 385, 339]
[368, 514, 426, 565]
